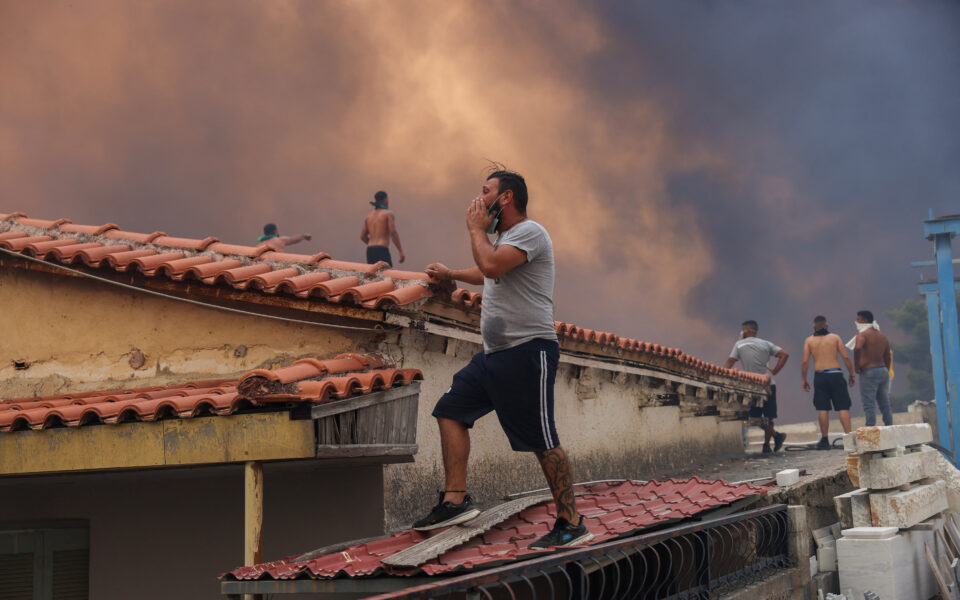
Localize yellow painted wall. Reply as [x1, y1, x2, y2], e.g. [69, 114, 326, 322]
[0, 266, 372, 397]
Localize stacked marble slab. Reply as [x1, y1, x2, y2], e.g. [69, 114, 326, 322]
[834, 424, 950, 599]
[837, 424, 946, 529]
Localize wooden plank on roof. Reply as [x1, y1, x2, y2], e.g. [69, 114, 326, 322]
[310, 383, 421, 420]
[382, 493, 554, 568]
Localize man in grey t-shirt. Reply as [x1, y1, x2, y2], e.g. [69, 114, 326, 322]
[723, 320, 789, 453]
[419, 168, 591, 548]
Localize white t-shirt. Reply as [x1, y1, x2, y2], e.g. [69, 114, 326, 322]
[480, 220, 558, 354]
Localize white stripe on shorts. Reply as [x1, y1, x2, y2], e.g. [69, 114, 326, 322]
[539, 350, 552, 448]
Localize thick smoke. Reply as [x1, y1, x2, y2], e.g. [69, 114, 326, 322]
[2, 0, 958, 421]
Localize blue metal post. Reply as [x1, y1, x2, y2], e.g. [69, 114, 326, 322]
[922, 285, 951, 451]
[934, 234, 960, 465]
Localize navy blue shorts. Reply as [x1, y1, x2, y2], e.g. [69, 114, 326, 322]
[814, 371, 852, 411]
[366, 245, 392, 267]
[432, 338, 560, 452]
[749, 384, 778, 420]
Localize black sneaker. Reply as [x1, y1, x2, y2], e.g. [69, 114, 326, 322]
[412, 492, 480, 531]
[761, 444, 772, 454]
[816, 437, 831, 450]
[773, 432, 787, 452]
[529, 516, 594, 549]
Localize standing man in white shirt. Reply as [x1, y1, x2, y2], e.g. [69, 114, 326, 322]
[418, 167, 592, 549]
[724, 320, 790, 453]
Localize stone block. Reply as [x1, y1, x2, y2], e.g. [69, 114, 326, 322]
[930, 449, 960, 512]
[776, 468, 800, 486]
[830, 523, 842, 539]
[817, 544, 837, 571]
[845, 455, 859, 486]
[900, 516, 945, 600]
[813, 570, 839, 596]
[852, 423, 933, 453]
[812, 523, 837, 549]
[842, 431, 857, 453]
[852, 492, 873, 528]
[834, 488, 869, 529]
[857, 445, 936, 489]
[837, 531, 914, 599]
[842, 526, 898, 539]
[868, 480, 948, 528]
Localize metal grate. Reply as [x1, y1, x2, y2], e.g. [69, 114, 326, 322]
[367, 504, 790, 600]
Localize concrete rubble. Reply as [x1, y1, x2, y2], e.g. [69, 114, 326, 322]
[777, 468, 801, 486]
[830, 423, 957, 600]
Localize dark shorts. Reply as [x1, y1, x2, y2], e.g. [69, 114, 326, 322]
[366, 245, 392, 267]
[432, 338, 560, 452]
[749, 384, 778, 420]
[813, 371, 852, 411]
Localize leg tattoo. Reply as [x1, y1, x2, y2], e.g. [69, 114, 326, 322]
[535, 446, 578, 522]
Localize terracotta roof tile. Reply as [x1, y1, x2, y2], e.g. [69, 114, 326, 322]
[546, 319, 770, 387]
[0, 214, 435, 312]
[222, 477, 767, 581]
[0, 354, 421, 433]
[0, 213, 766, 387]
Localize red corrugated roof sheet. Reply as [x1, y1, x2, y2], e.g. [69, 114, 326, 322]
[223, 477, 766, 580]
[0, 353, 421, 433]
[0, 213, 766, 387]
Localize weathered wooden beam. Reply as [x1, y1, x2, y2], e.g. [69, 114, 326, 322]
[0, 412, 316, 476]
[244, 461, 264, 565]
[310, 382, 421, 420]
[314, 444, 418, 458]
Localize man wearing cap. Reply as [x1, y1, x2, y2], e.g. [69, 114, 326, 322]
[361, 191, 405, 266]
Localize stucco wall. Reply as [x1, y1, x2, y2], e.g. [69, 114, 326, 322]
[0, 461, 384, 600]
[2, 266, 745, 534]
[377, 329, 744, 529]
[1, 266, 367, 396]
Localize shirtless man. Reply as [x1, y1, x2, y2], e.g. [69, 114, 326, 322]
[361, 191, 405, 267]
[801, 315, 856, 450]
[854, 310, 893, 426]
[257, 223, 311, 251]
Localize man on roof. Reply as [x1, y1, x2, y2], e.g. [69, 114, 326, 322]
[361, 191, 405, 267]
[421, 167, 592, 549]
[257, 223, 311, 252]
[724, 320, 789, 454]
[852, 310, 893, 426]
[801, 315, 856, 450]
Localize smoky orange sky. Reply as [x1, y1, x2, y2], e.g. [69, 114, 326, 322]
[3, 1, 959, 423]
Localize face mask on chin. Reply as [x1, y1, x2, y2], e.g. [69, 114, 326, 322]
[486, 194, 506, 235]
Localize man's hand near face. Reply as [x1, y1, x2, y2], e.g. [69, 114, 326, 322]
[466, 197, 494, 233]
